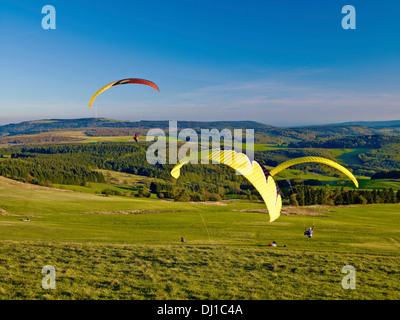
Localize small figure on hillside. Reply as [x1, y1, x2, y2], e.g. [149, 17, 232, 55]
[181, 237, 185, 243]
[268, 241, 277, 247]
[304, 226, 314, 238]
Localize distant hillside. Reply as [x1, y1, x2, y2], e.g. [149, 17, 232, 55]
[1, 118, 400, 142]
[257, 125, 395, 141]
[0, 118, 272, 137]
[0, 118, 103, 137]
[324, 120, 400, 128]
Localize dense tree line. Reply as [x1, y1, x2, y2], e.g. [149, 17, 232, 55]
[0, 143, 256, 196]
[4, 143, 170, 179]
[0, 135, 81, 145]
[149, 180, 258, 202]
[371, 169, 400, 180]
[288, 135, 400, 149]
[85, 128, 144, 137]
[358, 144, 400, 172]
[288, 185, 400, 206]
[1, 142, 400, 207]
[285, 135, 400, 176]
[254, 148, 335, 168]
[0, 157, 104, 185]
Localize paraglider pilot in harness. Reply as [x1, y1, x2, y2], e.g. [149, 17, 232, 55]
[304, 226, 314, 238]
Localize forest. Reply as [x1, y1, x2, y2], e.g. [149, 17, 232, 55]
[1, 141, 400, 205]
[288, 185, 400, 206]
[288, 135, 400, 149]
[1, 119, 400, 206]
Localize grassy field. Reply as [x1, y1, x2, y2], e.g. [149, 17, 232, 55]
[0, 176, 399, 300]
[336, 148, 372, 166]
[358, 179, 400, 191]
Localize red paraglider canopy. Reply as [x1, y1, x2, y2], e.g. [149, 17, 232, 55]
[89, 78, 159, 109]
[111, 78, 159, 92]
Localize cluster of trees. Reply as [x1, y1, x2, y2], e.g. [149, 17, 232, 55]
[1, 143, 169, 184]
[2, 141, 400, 207]
[85, 128, 144, 137]
[149, 179, 260, 202]
[100, 188, 151, 198]
[288, 135, 400, 149]
[0, 135, 81, 145]
[254, 148, 335, 169]
[0, 143, 258, 198]
[28, 143, 169, 177]
[289, 185, 400, 206]
[358, 144, 400, 172]
[286, 135, 400, 176]
[371, 169, 400, 180]
[0, 156, 104, 186]
[253, 124, 384, 142]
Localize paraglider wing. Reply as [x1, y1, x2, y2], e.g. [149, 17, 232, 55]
[89, 78, 159, 109]
[269, 156, 358, 188]
[171, 149, 282, 222]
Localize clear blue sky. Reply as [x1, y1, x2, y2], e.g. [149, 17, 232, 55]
[1, 0, 399, 126]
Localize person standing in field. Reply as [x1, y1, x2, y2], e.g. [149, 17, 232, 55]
[304, 227, 314, 238]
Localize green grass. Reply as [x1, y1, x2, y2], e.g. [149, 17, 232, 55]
[252, 144, 288, 151]
[52, 169, 167, 196]
[0, 176, 399, 300]
[52, 182, 143, 195]
[336, 148, 371, 166]
[81, 136, 139, 143]
[272, 168, 343, 181]
[1, 241, 399, 300]
[307, 178, 400, 191]
[358, 179, 400, 191]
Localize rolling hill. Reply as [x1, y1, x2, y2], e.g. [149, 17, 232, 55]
[2, 118, 400, 142]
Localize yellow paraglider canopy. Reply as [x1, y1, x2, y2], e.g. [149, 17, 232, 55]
[171, 151, 359, 223]
[171, 149, 282, 222]
[269, 156, 358, 188]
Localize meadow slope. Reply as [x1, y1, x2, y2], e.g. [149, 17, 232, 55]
[0, 176, 399, 300]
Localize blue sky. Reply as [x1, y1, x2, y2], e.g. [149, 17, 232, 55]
[0, 0, 399, 126]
